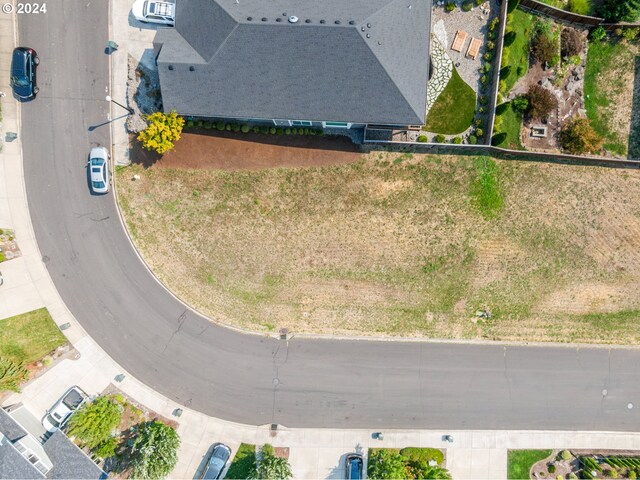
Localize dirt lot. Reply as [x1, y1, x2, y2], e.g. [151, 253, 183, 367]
[117, 135, 640, 343]
[133, 130, 361, 170]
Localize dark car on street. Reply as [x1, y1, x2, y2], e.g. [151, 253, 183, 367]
[201, 443, 231, 479]
[345, 453, 363, 480]
[10, 47, 39, 100]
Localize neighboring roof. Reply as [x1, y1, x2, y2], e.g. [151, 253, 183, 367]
[0, 434, 45, 479]
[44, 431, 106, 480]
[155, 0, 431, 125]
[0, 406, 27, 442]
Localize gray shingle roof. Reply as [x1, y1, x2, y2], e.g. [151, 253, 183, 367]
[0, 407, 27, 442]
[43, 431, 106, 479]
[155, 0, 431, 125]
[0, 435, 46, 479]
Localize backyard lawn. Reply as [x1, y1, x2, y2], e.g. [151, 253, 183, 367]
[493, 102, 524, 150]
[537, 0, 594, 15]
[425, 67, 476, 135]
[584, 38, 639, 156]
[0, 308, 66, 364]
[508, 450, 552, 480]
[501, 9, 535, 93]
[118, 145, 640, 344]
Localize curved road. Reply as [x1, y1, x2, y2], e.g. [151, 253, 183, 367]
[19, 3, 640, 430]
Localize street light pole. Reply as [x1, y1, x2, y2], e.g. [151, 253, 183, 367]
[106, 95, 133, 114]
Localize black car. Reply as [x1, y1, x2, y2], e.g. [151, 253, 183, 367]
[201, 443, 231, 479]
[346, 453, 363, 480]
[10, 47, 39, 99]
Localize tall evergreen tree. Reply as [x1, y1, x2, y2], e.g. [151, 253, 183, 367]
[599, 0, 640, 22]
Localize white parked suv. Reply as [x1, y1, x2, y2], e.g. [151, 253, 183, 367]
[132, 0, 175, 25]
[42, 386, 88, 433]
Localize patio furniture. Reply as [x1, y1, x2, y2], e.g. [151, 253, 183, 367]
[451, 30, 468, 52]
[466, 37, 482, 60]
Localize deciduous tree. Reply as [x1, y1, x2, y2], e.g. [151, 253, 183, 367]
[67, 396, 122, 449]
[560, 117, 603, 154]
[368, 450, 408, 480]
[130, 421, 180, 479]
[526, 85, 557, 120]
[137, 111, 185, 155]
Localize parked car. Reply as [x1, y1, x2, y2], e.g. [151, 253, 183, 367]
[345, 453, 363, 480]
[42, 386, 88, 432]
[132, 0, 175, 25]
[88, 147, 110, 194]
[201, 443, 231, 479]
[10, 47, 39, 100]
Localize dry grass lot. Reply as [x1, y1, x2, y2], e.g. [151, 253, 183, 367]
[117, 152, 640, 343]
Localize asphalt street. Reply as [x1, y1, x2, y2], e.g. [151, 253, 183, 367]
[18, 1, 640, 430]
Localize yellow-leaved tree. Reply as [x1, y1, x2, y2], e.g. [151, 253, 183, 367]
[137, 110, 185, 154]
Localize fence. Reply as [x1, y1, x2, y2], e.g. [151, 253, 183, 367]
[361, 129, 640, 168]
[486, 0, 509, 145]
[517, 0, 602, 27]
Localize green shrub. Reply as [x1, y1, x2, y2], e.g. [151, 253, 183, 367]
[260, 126, 269, 134]
[417, 135, 428, 142]
[130, 421, 180, 480]
[203, 121, 212, 129]
[285, 128, 291, 134]
[548, 464, 556, 473]
[623, 27, 640, 41]
[269, 127, 276, 134]
[495, 102, 510, 115]
[434, 134, 446, 143]
[196, 120, 203, 128]
[94, 437, 118, 458]
[475, 118, 484, 127]
[480, 75, 489, 84]
[500, 65, 512, 79]
[186, 120, 194, 128]
[516, 65, 525, 76]
[489, 16, 500, 31]
[475, 128, 484, 137]
[628, 470, 636, 480]
[478, 95, 488, 105]
[512, 96, 529, 112]
[609, 469, 618, 478]
[0, 252, 5, 263]
[468, 134, 478, 144]
[560, 450, 572, 461]
[225, 124, 232, 131]
[487, 40, 496, 50]
[67, 397, 122, 449]
[232, 123, 241, 132]
[445, 1, 455, 12]
[304, 127, 310, 135]
[475, 0, 483, 5]
[487, 30, 497, 40]
[276, 128, 284, 135]
[262, 444, 275, 457]
[491, 132, 507, 146]
[0, 357, 29, 392]
[253, 126, 261, 133]
[452, 136, 463, 144]
[241, 124, 250, 133]
[481, 62, 492, 73]
[483, 51, 494, 61]
[504, 30, 517, 47]
[568, 473, 578, 480]
[462, 1, 473, 11]
[590, 26, 606, 42]
[216, 121, 226, 130]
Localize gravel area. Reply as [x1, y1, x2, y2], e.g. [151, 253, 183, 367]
[431, 0, 499, 92]
[126, 55, 163, 133]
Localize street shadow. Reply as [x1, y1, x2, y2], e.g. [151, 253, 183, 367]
[88, 113, 129, 132]
[628, 56, 640, 159]
[130, 139, 161, 168]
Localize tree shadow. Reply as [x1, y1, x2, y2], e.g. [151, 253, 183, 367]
[628, 56, 640, 160]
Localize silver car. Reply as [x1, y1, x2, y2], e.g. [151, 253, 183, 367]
[132, 0, 175, 25]
[42, 386, 88, 432]
[89, 147, 110, 194]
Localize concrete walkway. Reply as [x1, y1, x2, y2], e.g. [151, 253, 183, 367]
[1, 3, 640, 480]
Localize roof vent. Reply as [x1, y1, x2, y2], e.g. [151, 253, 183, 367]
[349, 20, 355, 25]
[261, 17, 267, 21]
[189, 66, 195, 71]
[334, 20, 341, 24]
[367, 23, 371, 28]
[361, 26, 365, 31]
[288, 15, 298, 23]
[305, 18, 311, 23]
[319, 19, 326, 23]
[282, 12, 287, 16]
[168, 65, 174, 70]
[366, 33, 370, 38]
[247, 16, 252, 20]
[276, 17, 282, 21]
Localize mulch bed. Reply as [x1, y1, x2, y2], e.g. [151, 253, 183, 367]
[131, 130, 362, 170]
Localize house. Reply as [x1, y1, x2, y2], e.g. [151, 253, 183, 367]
[153, 0, 431, 130]
[0, 404, 106, 479]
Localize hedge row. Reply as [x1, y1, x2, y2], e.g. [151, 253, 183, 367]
[184, 119, 324, 136]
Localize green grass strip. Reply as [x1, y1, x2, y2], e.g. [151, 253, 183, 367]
[0, 308, 66, 363]
[508, 450, 552, 480]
